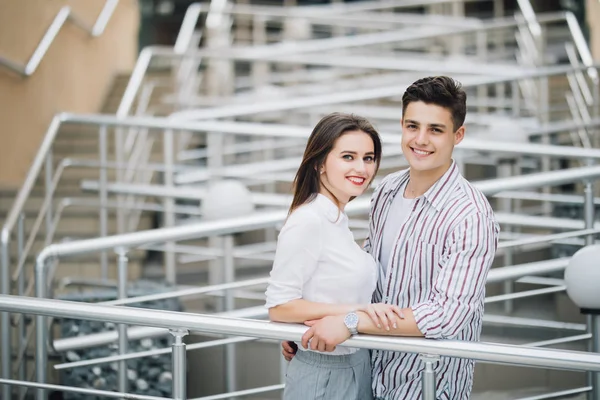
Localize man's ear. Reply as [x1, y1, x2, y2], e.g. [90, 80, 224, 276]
[454, 125, 465, 145]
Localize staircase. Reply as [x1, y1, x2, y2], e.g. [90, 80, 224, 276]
[0, 71, 178, 292]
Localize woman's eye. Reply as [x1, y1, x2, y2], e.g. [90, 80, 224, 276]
[342, 154, 353, 160]
[364, 156, 375, 163]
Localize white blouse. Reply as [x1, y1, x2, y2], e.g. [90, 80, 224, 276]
[265, 194, 378, 355]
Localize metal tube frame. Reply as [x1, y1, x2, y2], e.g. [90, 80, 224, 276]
[116, 248, 129, 395]
[421, 354, 438, 400]
[171, 329, 188, 400]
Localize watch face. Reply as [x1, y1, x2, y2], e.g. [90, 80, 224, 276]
[344, 312, 359, 328]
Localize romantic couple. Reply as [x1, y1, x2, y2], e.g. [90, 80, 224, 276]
[265, 76, 500, 400]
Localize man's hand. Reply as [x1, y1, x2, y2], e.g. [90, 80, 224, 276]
[281, 341, 297, 361]
[301, 315, 351, 352]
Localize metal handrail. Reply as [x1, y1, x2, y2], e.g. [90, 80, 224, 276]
[0, 0, 119, 77]
[2, 294, 600, 372]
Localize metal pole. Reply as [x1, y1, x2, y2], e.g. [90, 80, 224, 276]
[163, 129, 176, 284]
[223, 235, 237, 397]
[512, 80, 521, 118]
[591, 314, 600, 400]
[585, 180, 595, 246]
[171, 329, 188, 400]
[499, 161, 514, 314]
[1, 236, 10, 400]
[99, 125, 108, 279]
[35, 257, 49, 400]
[420, 355, 438, 400]
[17, 214, 26, 398]
[584, 178, 595, 400]
[45, 152, 53, 242]
[116, 248, 129, 395]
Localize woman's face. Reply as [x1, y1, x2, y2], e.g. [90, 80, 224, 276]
[319, 130, 377, 206]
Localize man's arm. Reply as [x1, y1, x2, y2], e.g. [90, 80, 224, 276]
[301, 213, 498, 349]
[410, 213, 499, 339]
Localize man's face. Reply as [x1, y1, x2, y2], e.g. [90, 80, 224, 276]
[401, 101, 464, 175]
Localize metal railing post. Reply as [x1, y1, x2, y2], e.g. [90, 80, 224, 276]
[0, 233, 10, 400]
[223, 234, 237, 397]
[44, 152, 53, 241]
[592, 314, 600, 400]
[171, 329, 188, 400]
[420, 354, 439, 400]
[17, 214, 26, 399]
[99, 125, 108, 279]
[163, 129, 176, 283]
[35, 256, 50, 400]
[584, 176, 596, 400]
[116, 248, 129, 395]
[0, 231, 12, 399]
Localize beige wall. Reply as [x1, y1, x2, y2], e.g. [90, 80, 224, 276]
[588, 0, 600, 60]
[0, 0, 139, 187]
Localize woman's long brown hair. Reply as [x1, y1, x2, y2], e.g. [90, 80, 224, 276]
[288, 113, 382, 215]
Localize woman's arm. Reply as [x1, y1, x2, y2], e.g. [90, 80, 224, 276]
[269, 299, 362, 323]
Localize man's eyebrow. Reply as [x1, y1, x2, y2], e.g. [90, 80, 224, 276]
[405, 119, 448, 129]
[430, 123, 448, 129]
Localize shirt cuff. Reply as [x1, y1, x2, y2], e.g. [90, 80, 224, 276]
[411, 302, 440, 339]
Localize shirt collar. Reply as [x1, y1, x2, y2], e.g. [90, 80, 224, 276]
[383, 161, 461, 212]
[314, 193, 347, 224]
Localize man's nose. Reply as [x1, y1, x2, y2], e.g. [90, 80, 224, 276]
[415, 128, 429, 144]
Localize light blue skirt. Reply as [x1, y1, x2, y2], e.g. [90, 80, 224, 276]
[283, 349, 373, 400]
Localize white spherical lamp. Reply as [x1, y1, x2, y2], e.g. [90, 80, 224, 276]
[202, 180, 255, 221]
[564, 244, 600, 312]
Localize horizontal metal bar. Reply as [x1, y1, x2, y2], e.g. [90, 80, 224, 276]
[3, 295, 600, 372]
[484, 286, 566, 304]
[526, 334, 592, 348]
[498, 228, 600, 249]
[490, 258, 571, 284]
[55, 336, 256, 370]
[515, 386, 591, 400]
[482, 315, 586, 331]
[494, 191, 600, 205]
[191, 384, 285, 400]
[0, 378, 168, 400]
[53, 306, 267, 352]
[81, 180, 292, 206]
[101, 277, 268, 306]
[516, 277, 565, 286]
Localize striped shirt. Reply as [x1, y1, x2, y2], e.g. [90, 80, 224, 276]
[365, 162, 499, 400]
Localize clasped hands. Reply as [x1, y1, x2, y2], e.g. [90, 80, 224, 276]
[297, 303, 405, 354]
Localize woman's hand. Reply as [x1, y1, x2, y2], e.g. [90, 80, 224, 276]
[358, 303, 405, 331]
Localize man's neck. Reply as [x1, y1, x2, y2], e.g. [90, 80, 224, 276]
[405, 162, 452, 198]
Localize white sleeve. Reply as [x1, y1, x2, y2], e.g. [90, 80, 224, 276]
[264, 209, 323, 309]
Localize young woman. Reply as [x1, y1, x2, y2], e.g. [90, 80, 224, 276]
[265, 113, 404, 400]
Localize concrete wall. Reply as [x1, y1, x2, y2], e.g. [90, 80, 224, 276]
[0, 0, 139, 188]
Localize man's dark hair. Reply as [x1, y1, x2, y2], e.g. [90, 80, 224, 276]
[401, 76, 467, 131]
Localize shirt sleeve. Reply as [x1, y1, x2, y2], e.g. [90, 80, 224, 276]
[411, 213, 499, 339]
[264, 209, 323, 309]
[363, 174, 391, 255]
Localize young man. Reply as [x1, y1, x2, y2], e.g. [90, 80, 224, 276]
[283, 76, 500, 399]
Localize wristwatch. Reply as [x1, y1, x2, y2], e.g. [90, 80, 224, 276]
[344, 311, 359, 335]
